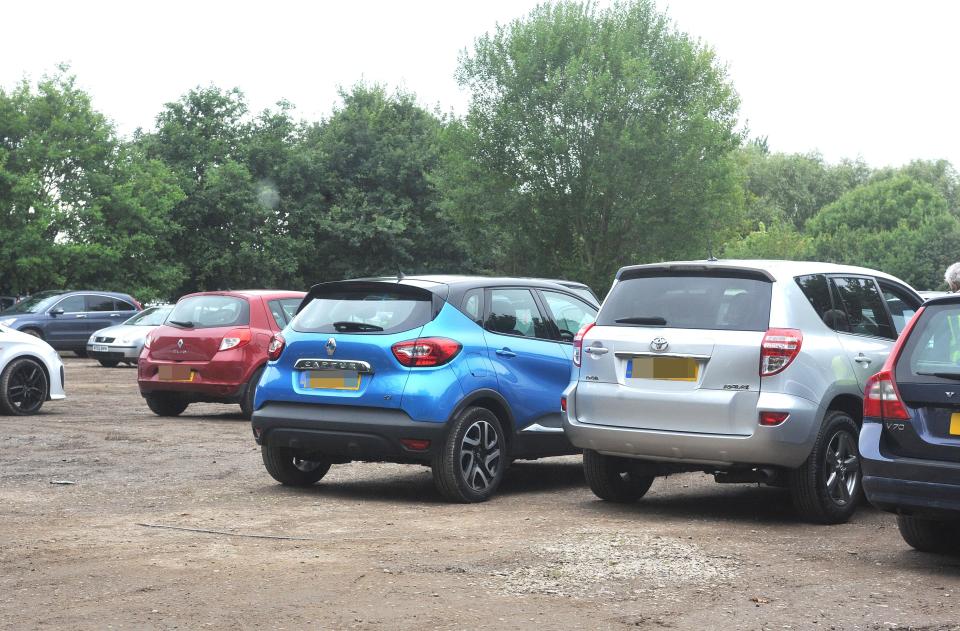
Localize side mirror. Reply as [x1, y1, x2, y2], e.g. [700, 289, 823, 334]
[50, 307, 64, 316]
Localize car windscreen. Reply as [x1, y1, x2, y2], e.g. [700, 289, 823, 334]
[597, 275, 772, 331]
[167, 296, 249, 329]
[896, 303, 960, 383]
[124, 306, 172, 326]
[0, 291, 61, 314]
[292, 289, 433, 334]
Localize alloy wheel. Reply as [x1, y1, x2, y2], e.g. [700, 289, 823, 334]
[824, 430, 860, 506]
[7, 362, 47, 413]
[459, 419, 501, 492]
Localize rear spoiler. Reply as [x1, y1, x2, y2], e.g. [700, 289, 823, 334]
[296, 280, 448, 317]
[616, 264, 775, 283]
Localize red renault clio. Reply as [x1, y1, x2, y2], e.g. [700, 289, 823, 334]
[138, 290, 304, 418]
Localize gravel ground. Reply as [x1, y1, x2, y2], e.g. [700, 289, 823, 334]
[1, 356, 959, 630]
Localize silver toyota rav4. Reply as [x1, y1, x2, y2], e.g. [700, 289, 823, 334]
[562, 260, 921, 524]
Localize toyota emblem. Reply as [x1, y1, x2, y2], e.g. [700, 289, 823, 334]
[650, 337, 668, 352]
[325, 337, 337, 356]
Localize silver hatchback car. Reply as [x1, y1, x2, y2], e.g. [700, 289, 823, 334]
[563, 260, 921, 524]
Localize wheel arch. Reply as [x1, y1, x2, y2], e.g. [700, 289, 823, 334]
[825, 393, 863, 427]
[448, 388, 516, 451]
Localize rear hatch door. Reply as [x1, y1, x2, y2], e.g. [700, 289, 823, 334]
[278, 281, 442, 408]
[151, 294, 251, 361]
[575, 266, 771, 436]
[890, 300, 960, 462]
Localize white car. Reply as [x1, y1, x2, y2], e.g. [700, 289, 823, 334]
[86, 305, 173, 367]
[0, 323, 66, 415]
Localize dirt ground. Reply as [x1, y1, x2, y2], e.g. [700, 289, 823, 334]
[1, 357, 959, 630]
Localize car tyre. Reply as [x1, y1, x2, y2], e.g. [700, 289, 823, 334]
[897, 515, 960, 554]
[261, 444, 331, 486]
[239, 366, 264, 420]
[98, 359, 120, 368]
[144, 393, 189, 417]
[788, 410, 862, 524]
[21, 328, 42, 339]
[583, 449, 655, 502]
[432, 406, 506, 503]
[0, 357, 49, 416]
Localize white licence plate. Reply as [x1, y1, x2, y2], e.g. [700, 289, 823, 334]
[92, 345, 109, 352]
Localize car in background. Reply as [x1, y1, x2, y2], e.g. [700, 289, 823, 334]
[919, 290, 951, 301]
[0, 290, 142, 356]
[251, 275, 599, 502]
[563, 260, 921, 524]
[0, 296, 18, 311]
[138, 290, 304, 418]
[861, 294, 960, 554]
[0, 322, 66, 415]
[86, 305, 174, 367]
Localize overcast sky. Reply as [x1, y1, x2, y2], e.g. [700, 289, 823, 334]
[2, 1, 958, 168]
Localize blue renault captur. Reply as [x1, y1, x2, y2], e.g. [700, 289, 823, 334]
[251, 276, 598, 502]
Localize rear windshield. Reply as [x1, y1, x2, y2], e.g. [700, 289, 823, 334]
[597, 275, 772, 331]
[896, 303, 960, 383]
[167, 296, 249, 329]
[292, 289, 433, 335]
[124, 306, 172, 326]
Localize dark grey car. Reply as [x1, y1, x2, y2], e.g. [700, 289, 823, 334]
[0, 290, 142, 354]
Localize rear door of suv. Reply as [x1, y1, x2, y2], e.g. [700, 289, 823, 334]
[889, 299, 960, 463]
[483, 287, 570, 430]
[574, 266, 772, 436]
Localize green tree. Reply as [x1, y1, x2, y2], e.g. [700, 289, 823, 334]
[722, 220, 810, 261]
[286, 84, 458, 283]
[0, 68, 183, 300]
[807, 175, 960, 289]
[445, 0, 744, 292]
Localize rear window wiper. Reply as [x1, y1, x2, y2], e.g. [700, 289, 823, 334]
[333, 321, 384, 332]
[615, 316, 667, 326]
[917, 371, 960, 380]
[168, 319, 194, 328]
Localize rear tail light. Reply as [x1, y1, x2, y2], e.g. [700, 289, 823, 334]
[267, 334, 285, 361]
[560, 396, 567, 412]
[143, 332, 152, 349]
[760, 328, 803, 376]
[759, 411, 789, 426]
[391, 337, 461, 367]
[400, 438, 431, 451]
[864, 370, 910, 420]
[219, 328, 252, 352]
[573, 322, 596, 367]
[132, 298, 144, 310]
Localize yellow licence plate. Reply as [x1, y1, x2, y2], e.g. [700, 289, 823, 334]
[158, 365, 194, 382]
[302, 370, 361, 391]
[626, 357, 698, 382]
[950, 413, 960, 436]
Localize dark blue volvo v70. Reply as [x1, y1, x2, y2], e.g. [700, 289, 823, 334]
[861, 293, 960, 554]
[251, 276, 598, 502]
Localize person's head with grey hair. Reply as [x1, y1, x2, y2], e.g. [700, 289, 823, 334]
[946, 262, 960, 292]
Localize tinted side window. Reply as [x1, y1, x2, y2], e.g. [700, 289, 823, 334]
[832, 277, 896, 339]
[55, 295, 87, 313]
[796, 275, 836, 327]
[541, 291, 597, 341]
[485, 289, 550, 339]
[879, 282, 920, 335]
[86, 295, 115, 312]
[114, 299, 137, 312]
[461, 289, 483, 325]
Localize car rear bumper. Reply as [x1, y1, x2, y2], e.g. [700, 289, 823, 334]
[860, 422, 960, 517]
[138, 356, 249, 399]
[562, 382, 818, 468]
[252, 401, 448, 463]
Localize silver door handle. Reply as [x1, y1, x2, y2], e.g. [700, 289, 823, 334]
[75, 314, 87, 319]
[854, 354, 872, 365]
[110, 313, 119, 316]
[585, 347, 609, 355]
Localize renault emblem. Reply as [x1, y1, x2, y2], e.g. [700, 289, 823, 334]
[325, 337, 337, 356]
[948, 392, 955, 398]
[650, 337, 669, 352]
[177, 339, 184, 349]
